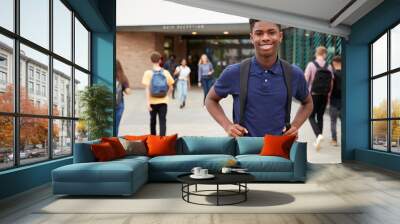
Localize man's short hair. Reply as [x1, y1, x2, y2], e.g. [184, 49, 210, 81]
[249, 19, 281, 32]
[332, 55, 342, 63]
[150, 51, 161, 63]
[315, 46, 327, 56]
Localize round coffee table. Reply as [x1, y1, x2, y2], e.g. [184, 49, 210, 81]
[177, 173, 255, 206]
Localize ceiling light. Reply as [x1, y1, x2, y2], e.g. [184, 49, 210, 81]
[192, 31, 197, 35]
[223, 31, 229, 35]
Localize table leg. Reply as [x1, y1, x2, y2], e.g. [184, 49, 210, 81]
[217, 184, 219, 206]
[245, 183, 247, 201]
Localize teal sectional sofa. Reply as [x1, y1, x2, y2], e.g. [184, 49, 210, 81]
[52, 136, 307, 196]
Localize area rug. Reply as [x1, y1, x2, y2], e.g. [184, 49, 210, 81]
[37, 183, 361, 214]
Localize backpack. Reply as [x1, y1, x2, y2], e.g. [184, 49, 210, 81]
[311, 61, 332, 95]
[150, 70, 169, 97]
[238, 58, 293, 131]
[331, 69, 341, 98]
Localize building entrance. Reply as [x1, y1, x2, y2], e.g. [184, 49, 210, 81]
[185, 36, 254, 84]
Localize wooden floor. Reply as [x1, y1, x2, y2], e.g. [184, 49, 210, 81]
[1, 162, 400, 224]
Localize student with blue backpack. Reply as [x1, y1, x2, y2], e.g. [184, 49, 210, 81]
[142, 51, 175, 136]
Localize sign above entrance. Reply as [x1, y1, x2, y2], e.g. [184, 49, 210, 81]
[162, 24, 205, 31]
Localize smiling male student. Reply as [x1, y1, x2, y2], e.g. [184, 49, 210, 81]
[205, 19, 313, 137]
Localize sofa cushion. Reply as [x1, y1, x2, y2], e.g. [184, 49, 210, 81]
[260, 135, 296, 159]
[177, 136, 235, 155]
[235, 137, 263, 155]
[147, 134, 178, 157]
[236, 155, 293, 172]
[148, 154, 235, 172]
[53, 159, 147, 183]
[101, 137, 127, 158]
[124, 134, 149, 142]
[91, 142, 118, 161]
[74, 139, 101, 163]
[119, 138, 147, 156]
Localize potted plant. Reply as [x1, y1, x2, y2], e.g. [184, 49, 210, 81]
[79, 84, 113, 140]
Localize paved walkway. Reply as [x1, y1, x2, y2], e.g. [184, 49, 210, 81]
[119, 87, 341, 164]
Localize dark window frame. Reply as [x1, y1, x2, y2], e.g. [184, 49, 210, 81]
[370, 20, 400, 154]
[0, 0, 92, 171]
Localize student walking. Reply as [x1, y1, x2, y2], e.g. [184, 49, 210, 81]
[205, 19, 313, 138]
[305, 46, 334, 150]
[163, 54, 178, 99]
[330, 55, 342, 146]
[174, 58, 191, 109]
[115, 59, 131, 136]
[198, 54, 214, 105]
[142, 52, 174, 136]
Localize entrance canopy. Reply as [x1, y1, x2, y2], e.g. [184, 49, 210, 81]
[165, 0, 383, 38]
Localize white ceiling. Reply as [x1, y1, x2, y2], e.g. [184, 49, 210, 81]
[165, 0, 384, 37]
[117, 0, 248, 26]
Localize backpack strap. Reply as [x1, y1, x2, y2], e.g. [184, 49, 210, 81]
[313, 60, 329, 69]
[239, 58, 251, 125]
[281, 60, 293, 131]
[312, 60, 320, 69]
[239, 58, 293, 131]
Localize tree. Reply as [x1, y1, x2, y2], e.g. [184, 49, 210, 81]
[0, 85, 59, 151]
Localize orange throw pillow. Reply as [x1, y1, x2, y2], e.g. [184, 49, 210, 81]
[260, 134, 296, 159]
[101, 137, 126, 158]
[124, 135, 150, 142]
[91, 142, 117, 161]
[146, 134, 178, 157]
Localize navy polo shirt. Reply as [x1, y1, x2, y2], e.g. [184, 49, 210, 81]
[214, 57, 309, 137]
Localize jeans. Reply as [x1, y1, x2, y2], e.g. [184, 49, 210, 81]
[177, 79, 188, 105]
[115, 102, 124, 136]
[150, 103, 167, 136]
[172, 77, 178, 98]
[329, 105, 341, 141]
[201, 77, 214, 104]
[309, 94, 328, 137]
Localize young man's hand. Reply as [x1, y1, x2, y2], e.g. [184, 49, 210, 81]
[283, 125, 298, 137]
[147, 104, 152, 111]
[224, 123, 248, 137]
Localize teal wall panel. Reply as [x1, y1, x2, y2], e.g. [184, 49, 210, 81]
[0, 158, 72, 199]
[343, 44, 369, 160]
[355, 149, 400, 172]
[344, 0, 400, 171]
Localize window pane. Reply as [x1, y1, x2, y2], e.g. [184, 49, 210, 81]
[372, 77, 387, 119]
[74, 69, 89, 118]
[0, 34, 14, 112]
[372, 121, 388, 151]
[53, 59, 72, 117]
[75, 18, 89, 70]
[20, 44, 49, 115]
[391, 120, 400, 153]
[53, 0, 71, 60]
[75, 120, 88, 143]
[0, 0, 14, 31]
[391, 72, 400, 118]
[20, 0, 49, 49]
[20, 117, 49, 165]
[0, 116, 13, 170]
[391, 24, 400, 70]
[372, 33, 387, 76]
[53, 119, 72, 158]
